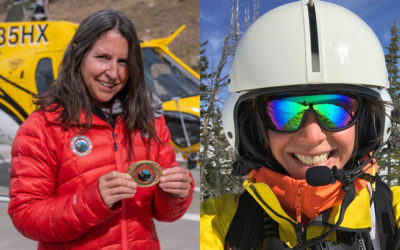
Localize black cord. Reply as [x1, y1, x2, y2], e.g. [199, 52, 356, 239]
[293, 183, 357, 250]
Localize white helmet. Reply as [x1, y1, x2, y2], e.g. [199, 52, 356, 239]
[223, 0, 392, 173]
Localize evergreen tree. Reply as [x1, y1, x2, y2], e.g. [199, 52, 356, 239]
[379, 18, 400, 185]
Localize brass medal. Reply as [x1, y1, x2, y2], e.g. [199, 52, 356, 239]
[127, 160, 162, 187]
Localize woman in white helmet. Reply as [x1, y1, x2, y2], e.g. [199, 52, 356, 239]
[200, 0, 400, 249]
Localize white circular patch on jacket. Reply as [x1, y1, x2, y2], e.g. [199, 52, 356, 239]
[70, 135, 92, 156]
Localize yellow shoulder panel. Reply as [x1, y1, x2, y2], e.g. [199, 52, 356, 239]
[200, 193, 239, 250]
[391, 186, 400, 228]
[244, 180, 298, 248]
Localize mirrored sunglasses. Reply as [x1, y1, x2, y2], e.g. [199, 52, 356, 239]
[265, 93, 360, 133]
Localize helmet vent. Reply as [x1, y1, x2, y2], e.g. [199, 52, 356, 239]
[307, 2, 320, 72]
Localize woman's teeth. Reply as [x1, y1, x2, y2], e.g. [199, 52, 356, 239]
[294, 153, 329, 165]
[99, 81, 115, 87]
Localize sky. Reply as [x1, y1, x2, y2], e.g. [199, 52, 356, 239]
[200, 0, 400, 92]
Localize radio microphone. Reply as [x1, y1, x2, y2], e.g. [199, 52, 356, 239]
[305, 122, 399, 188]
[305, 166, 345, 186]
[306, 166, 375, 188]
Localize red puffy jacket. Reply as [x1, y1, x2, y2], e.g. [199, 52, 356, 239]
[8, 109, 193, 249]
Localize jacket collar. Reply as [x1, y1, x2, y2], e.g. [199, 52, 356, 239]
[244, 176, 373, 248]
[248, 165, 375, 225]
[41, 93, 164, 126]
[41, 104, 111, 127]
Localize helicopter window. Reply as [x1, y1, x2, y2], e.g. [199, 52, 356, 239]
[35, 57, 54, 94]
[142, 48, 199, 102]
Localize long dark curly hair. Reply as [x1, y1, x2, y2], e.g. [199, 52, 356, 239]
[35, 9, 158, 160]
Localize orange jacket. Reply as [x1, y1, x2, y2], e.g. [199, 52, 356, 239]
[8, 108, 193, 249]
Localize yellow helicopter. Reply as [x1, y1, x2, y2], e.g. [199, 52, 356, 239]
[0, 0, 200, 168]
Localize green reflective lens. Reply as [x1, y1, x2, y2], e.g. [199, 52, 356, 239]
[266, 94, 358, 132]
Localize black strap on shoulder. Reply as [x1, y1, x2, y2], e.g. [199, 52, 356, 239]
[374, 175, 397, 250]
[293, 183, 357, 250]
[225, 191, 286, 250]
[225, 185, 379, 250]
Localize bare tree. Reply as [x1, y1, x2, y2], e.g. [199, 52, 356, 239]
[200, 0, 259, 200]
[253, 0, 259, 21]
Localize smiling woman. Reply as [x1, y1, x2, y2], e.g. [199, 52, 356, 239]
[8, 9, 194, 250]
[200, 0, 400, 249]
[80, 29, 129, 107]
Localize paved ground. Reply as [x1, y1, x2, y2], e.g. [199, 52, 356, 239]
[0, 145, 199, 249]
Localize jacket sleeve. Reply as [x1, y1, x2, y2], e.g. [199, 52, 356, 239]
[391, 186, 400, 228]
[152, 115, 194, 222]
[200, 194, 239, 250]
[8, 112, 120, 242]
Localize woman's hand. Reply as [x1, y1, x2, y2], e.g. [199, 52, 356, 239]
[159, 166, 192, 199]
[98, 171, 137, 209]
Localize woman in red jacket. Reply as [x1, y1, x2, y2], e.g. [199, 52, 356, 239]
[8, 9, 193, 249]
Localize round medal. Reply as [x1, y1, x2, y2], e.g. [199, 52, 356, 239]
[70, 135, 92, 156]
[127, 160, 162, 187]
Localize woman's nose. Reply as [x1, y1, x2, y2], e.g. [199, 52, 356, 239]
[106, 61, 118, 81]
[296, 112, 327, 145]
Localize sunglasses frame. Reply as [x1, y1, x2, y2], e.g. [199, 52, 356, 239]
[261, 92, 362, 134]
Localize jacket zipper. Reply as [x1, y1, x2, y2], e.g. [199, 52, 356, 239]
[112, 132, 118, 151]
[295, 183, 305, 224]
[111, 129, 128, 250]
